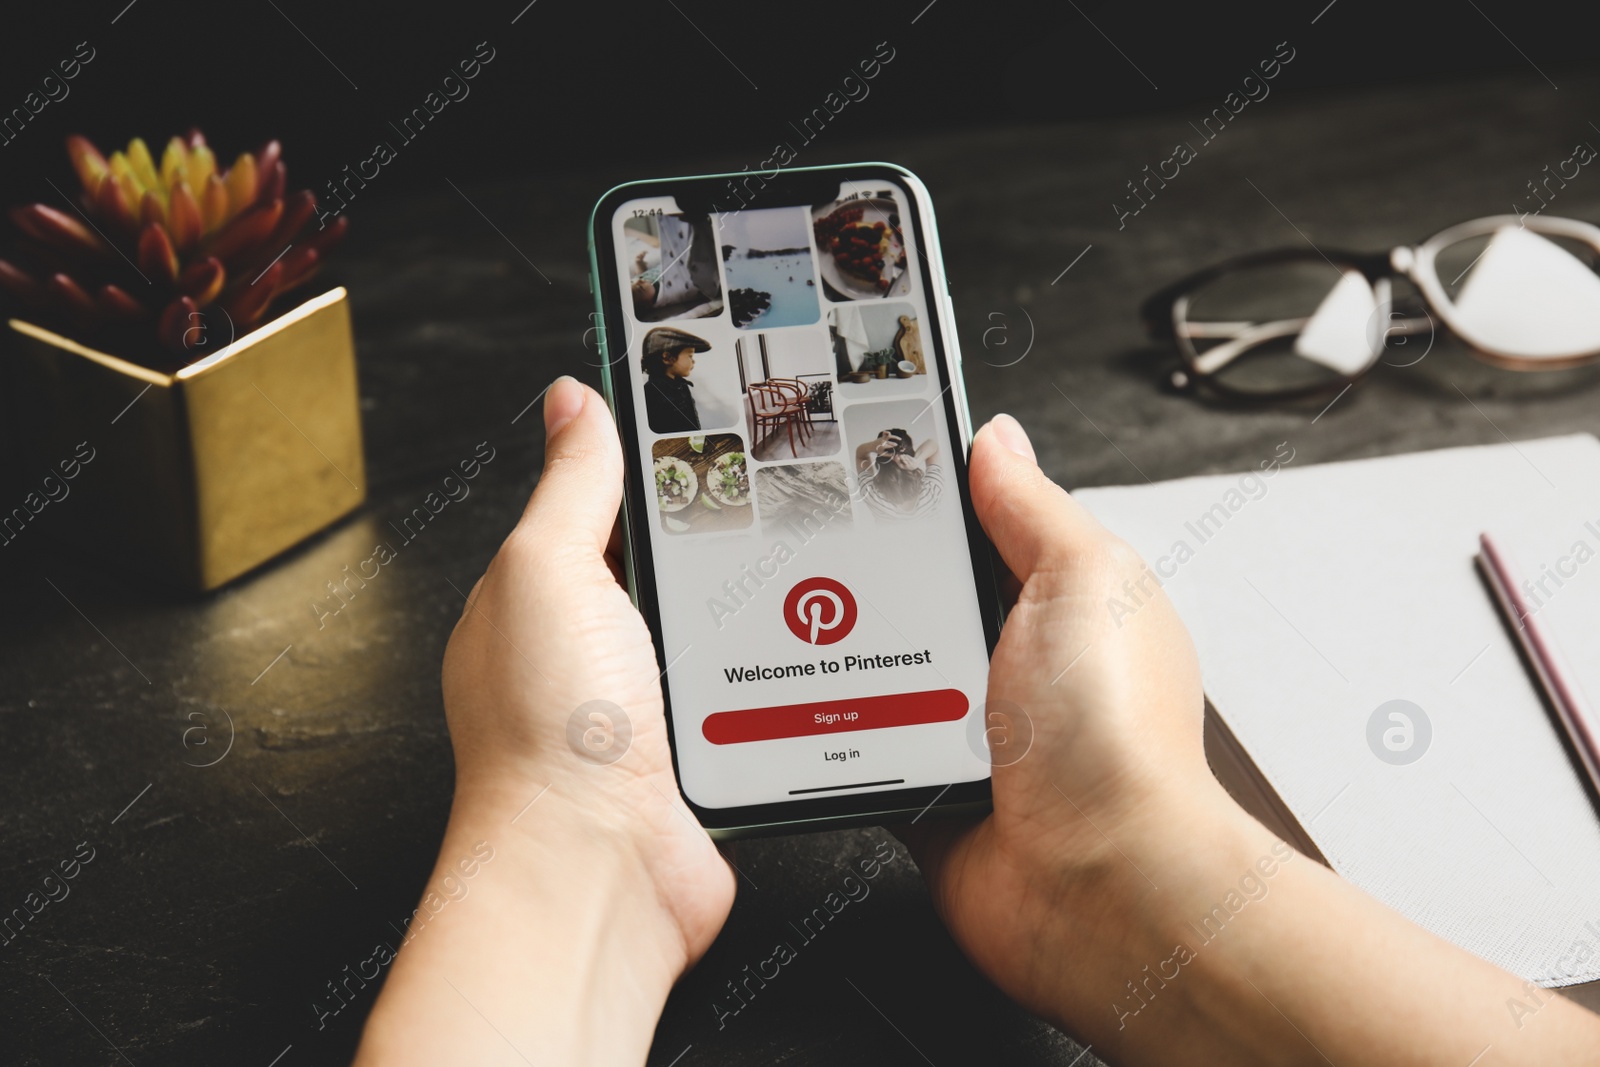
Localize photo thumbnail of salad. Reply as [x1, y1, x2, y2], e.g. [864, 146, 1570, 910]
[650, 434, 753, 535]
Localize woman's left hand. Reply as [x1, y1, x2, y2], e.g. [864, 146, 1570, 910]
[356, 375, 735, 1067]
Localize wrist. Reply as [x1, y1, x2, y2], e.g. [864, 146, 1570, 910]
[1086, 778, 1271, 941]
[356, 777, 686, 1067]
[447, 772, 695, 980]
[1055, 783, 1292, 1050]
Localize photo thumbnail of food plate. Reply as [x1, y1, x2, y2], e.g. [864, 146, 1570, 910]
[811, 196, 910, 301]
[651, 433, 753, 535]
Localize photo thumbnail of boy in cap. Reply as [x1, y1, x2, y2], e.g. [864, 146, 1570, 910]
[641, 326, 713, 434]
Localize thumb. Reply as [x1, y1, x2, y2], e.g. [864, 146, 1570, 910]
[516, 375, 623, 556]
[969, 414, 1110, 581]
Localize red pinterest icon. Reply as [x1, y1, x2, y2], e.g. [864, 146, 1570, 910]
[783, 577, 858, 645]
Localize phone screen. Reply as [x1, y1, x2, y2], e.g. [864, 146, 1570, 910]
[596, 169, 997, 823]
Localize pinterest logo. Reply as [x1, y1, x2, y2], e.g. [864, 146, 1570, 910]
[783, 577, 858, 645]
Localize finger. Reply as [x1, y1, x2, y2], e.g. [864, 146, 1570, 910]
[968, 414, 1111, 582]
[515, 376, 623, 557]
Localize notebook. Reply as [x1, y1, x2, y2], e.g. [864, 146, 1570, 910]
[1075, 434, 1600, 991]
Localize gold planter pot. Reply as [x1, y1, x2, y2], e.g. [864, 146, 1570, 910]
[3, 287, 366, 591]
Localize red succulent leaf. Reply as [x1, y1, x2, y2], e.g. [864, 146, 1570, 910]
[158, 295, 200, 353]
[169, 182, 203, 250]
[0, 258, 40, 303]
[140, 191, 167, 232]
[206, 198, 283, 262]
[11, 204, 107, 260]
[98, 283, 147, 321]
[262, 189, 316, 252]
[48, 272, 99, 321]
[255, 141, 282, 185]
[303, 214, 349, 256]
[277, 246, 321, 291]
[223, 262, 281, 324]
[259, 159, 287, 205]
[137, 223, 180, 284]
[223, 154, 258, 216]
[67, 135, 111, 193]
[92, 173, 140, 241]
[0, 259, 41, 307]
[201, 174, 229, 233]
[233, 194, 321, 285]
[179, 256, 226, 305]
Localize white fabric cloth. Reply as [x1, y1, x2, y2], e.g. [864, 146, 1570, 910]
[831, 305, 873, 371]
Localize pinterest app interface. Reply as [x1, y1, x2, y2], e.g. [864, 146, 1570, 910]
[612, 180, 990, 809]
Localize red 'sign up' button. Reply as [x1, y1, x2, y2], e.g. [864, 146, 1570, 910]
[701, 689, 969, 745]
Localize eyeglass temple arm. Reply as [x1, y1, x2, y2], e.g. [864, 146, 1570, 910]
[1182, 311, 1431, 374]
[1185, 318, 1309, 375]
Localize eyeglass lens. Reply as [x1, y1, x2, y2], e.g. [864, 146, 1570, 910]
[1432, 226, 1600, 362]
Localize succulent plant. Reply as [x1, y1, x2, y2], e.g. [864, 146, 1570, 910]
[0, 131, 347, 366]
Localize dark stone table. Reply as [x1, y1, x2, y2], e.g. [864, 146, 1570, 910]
[3, 68, 1597, 1066]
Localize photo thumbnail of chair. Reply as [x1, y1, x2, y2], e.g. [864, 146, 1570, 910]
[734, 329, 839, 462]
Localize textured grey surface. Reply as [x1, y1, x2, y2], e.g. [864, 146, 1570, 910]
[2, 68, 1598, 1065]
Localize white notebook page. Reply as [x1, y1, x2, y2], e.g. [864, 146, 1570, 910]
[1077, 435, 1600, 986]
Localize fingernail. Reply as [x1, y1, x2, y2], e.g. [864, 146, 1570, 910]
[543, 376, 584, 437]
[990, 413, 1036, 463]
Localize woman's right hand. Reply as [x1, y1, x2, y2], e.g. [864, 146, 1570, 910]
[899, 414, 1236, 1031]
[901, 414, 1600, 1065]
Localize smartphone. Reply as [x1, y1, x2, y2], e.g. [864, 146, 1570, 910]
[587, 162, 1003, 837]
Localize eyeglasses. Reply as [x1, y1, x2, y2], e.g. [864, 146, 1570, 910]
[1141, 215, 1600, 400]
